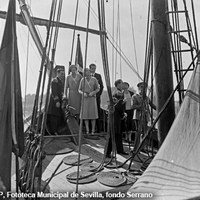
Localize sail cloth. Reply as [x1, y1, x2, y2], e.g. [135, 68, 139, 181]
[75, 34, 83, 73]
[127, 58, 200, 200]
[0, 0, 24, 191]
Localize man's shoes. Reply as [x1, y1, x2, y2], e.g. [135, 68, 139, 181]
[106, 154, 111, 158]
[106, 154, 116, 158]
[119, 152, 129, 156]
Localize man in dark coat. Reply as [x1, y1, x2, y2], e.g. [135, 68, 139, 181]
[47, 67, 65, 135]
[89, 63, 104, 132]
[106, 79, 128, 158]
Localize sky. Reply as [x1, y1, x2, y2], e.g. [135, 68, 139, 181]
[0, 0, 200, 98]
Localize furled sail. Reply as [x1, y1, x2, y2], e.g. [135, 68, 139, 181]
[128, 55, 200, 199]
[0, 0, 24, 191]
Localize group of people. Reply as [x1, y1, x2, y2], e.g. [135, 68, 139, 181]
[47, 63, 104, 135]
[46, 63, 156, 157]
[106, 79, 156, 158]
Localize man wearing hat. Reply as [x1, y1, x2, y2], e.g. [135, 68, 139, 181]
[47, 66, 65, 135]
[132, 82, 156, 149]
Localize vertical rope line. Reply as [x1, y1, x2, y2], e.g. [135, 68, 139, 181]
[31, 0, 57, 129]
[46, 1, 57, 57]
[183, 0, 195, 69]
[23, 17, 30, 118]
[35, 0, 58, 191]
[117, 0, 122, 79]
[191, 0, 199, 51]
[174, 0, 183, 91]
[143, 0, 151, 81]
[166, 0, 182, 103]
[84, 0, 91, 68]
[35, 0, 59, 135]
[114, 3, 119, 81]
[37, 0, 63, 128]
[69, 0, 80, 68]
[100, 0, 117, 163]
[75, 0, 91, 195]
[129, 0, 139, 82]
[112, 0, 115, 85]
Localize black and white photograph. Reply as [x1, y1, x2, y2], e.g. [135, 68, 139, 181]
[0, 0, 200, 199]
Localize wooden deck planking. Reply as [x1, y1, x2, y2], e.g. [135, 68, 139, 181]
[41, 136, 141, 194]
[11, 135, 151, 195]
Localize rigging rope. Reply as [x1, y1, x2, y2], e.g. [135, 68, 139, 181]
[36, 0, 62, 132]
[167, 0, 183, 103]
[114, 0, 122, 80]
[21, 0, 63, 193]
[191, 0, 199, 51]
[117, 0, 122, 79]
[82, 0, 143, 81]
[100, 0, 113, 96]
[98, 0, 117, 166]
[72, 0, 116, 191]
[30, 0, 57, 130]
[174, 0, 184, 87]
[143, 0, 151, 84]
[112, 0, 115, 85]
[114, 5, 119, 81]
[36, 0, 63, 192]
[69, 0, 80, 68]
[36, 0, 63, 135]
[183, 0, 196, 62]
[139, 0, 157, 137]
[107, 37, 143, 80]
[129, 0, 139, 82]
[52, 0, 63, 52]
[166, 0, 198, 103]
[84, 0, 91, 68]
[23, 17, 31, 118]
[75, 0, 91, 195]
[46, 1, 58, 58]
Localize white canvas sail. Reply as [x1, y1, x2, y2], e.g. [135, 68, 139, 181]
[128, 56, 200, 199]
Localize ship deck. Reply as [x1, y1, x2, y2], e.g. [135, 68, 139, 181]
[11, 133, 155, 200]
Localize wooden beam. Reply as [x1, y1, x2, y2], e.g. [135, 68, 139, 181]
[0, 10, 104, 36]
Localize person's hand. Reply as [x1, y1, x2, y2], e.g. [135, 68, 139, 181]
[89, 92, 95, 96]
[62, 98, 68, 109]
[116, 90, 123, 97]
[84, 93, 88, 97]
[124, 112, 128, 118]
[122, 112, 127, 120]
[113, 97, 118, 104]
[123, 98, 127, 104]
[56, 102, 60, 108]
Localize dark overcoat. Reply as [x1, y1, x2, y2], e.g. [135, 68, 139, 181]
[48, 77, 64, 116]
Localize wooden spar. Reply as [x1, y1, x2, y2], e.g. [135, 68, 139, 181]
[151, 0, 175, 145]
[0, 10, 103, 36]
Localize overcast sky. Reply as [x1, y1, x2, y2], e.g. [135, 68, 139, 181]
[0, 0, 200, 97]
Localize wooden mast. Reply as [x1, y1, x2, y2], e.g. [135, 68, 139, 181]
[151, 0, 175, 145]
